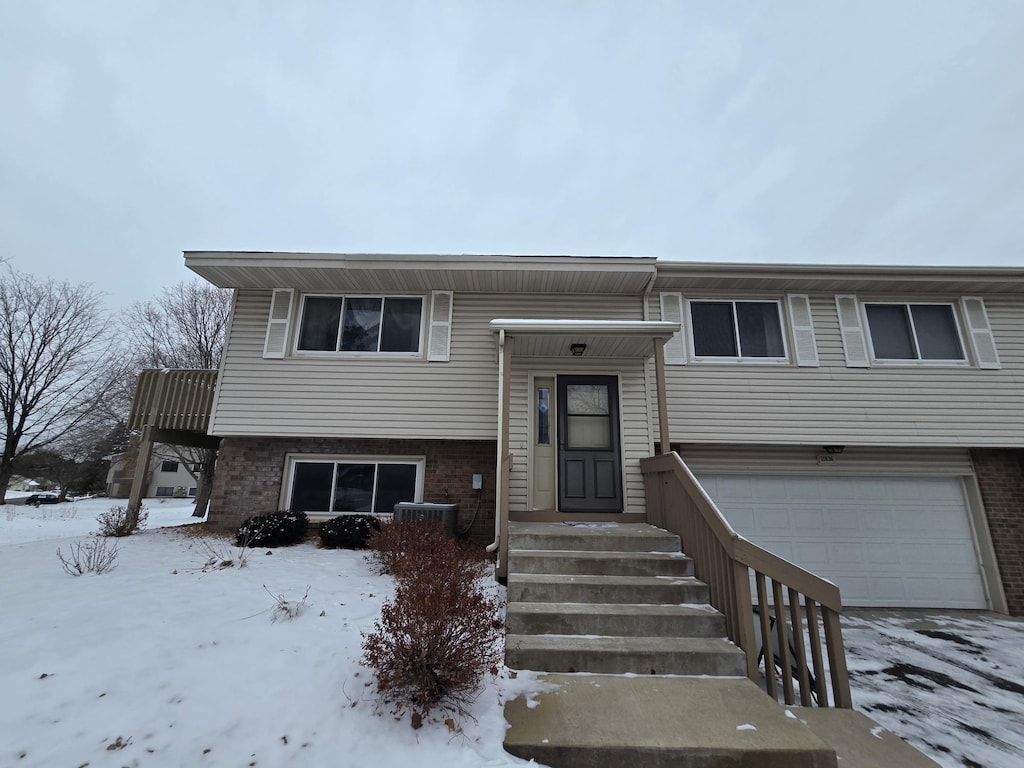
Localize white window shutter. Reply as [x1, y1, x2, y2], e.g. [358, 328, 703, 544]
[263, 289, 294, 359]
[835, 295, 870, 367]
[427, 291, 454, 362]
[786, 294, 819, 367]
[659, 292, 687, 364]
[962, 297, 1001, 369]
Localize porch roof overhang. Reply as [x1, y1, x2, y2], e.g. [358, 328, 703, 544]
[488, 319, 680, 358]
[184, 252, 658, 295]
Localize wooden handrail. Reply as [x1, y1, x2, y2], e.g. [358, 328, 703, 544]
[641, 451, 852, 708]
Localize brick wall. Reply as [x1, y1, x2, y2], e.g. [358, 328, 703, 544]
[208, 437, 498, 545]
[971, 449, 1024, 616]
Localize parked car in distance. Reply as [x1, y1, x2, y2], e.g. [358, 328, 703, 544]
[25, 493, 60, 506]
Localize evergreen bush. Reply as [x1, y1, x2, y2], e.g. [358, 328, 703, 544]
[235, 511, 308, 547]
[318, 514, 381, 549]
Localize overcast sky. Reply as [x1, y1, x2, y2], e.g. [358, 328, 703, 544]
[2, 1, 1023, 309]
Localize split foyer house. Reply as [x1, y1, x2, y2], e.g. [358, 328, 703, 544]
[169, 252, 1023, 616]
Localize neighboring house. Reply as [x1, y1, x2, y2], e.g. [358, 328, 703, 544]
[107, 450, 198, 499]
[182, 252, 1024, 616]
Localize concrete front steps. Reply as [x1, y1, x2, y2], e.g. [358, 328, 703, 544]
[504, 522, 746, 677]
[502, 522, 941, 768]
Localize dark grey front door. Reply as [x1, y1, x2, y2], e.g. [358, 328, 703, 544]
[557, 375, 623, 513]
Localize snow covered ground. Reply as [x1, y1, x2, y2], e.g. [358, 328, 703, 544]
[0, 498, 542, 768]
[2, 498, 1022, 767]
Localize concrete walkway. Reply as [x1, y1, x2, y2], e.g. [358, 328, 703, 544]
[505, 674, 940, 768]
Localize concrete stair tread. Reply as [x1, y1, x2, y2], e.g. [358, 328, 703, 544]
[507, 601, 718, 616]
[507, 634, 740, 653]
[511, 573, 701, 587]
[504, 675, 838, 768]
[509, 521, 681, 552]
[508, 549, 694, 576]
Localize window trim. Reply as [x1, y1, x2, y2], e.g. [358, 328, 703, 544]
[280, 453, 425, 517]
[293, 293, 426, 358]
[685, 298, 790, 364]
[862, 300, 969, 367]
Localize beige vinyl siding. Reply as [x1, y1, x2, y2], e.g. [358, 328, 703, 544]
[507, 358, 651, 515]
[210, 289, 644, 438]
[679, 445, 976, 476]
[650, 292, 1024, 447]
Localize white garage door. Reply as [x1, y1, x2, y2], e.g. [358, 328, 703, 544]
[697, 474, 988, 609]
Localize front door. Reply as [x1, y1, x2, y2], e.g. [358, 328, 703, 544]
[557, 375, 623, 512]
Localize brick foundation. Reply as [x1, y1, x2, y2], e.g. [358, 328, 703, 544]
[971, 449, 1024, 616]
[208, 437, 498, 546]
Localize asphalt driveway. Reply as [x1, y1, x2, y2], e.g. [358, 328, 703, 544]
[842, 609, 1024, 768]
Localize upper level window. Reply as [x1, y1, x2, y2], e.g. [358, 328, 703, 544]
[297, 296, 423, 353]
[864, 303, 964, 362]
[689, 300, 786, 360]
[160, 460, 179, 473]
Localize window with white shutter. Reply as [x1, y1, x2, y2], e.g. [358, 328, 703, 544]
[427, 291, 454, 362]
[961, 297, 1000, 369]
[786, 294, 819, 367]
[659, 292, 686, 364]
[835, 295, 870, 367]
[263, 289, 294, 359]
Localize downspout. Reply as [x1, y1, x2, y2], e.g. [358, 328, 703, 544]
[641, 268, 656, 321]
[486, 328, 505, 553]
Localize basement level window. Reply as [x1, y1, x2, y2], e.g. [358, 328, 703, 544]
[287, 458, 423, 515]
[155, 486, 174, 497]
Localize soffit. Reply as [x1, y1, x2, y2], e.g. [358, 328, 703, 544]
[184, 252, 657, 295]
[654, 262, 1024, 295]
[489, 319, 680, 358]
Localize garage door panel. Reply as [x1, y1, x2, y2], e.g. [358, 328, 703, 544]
[697, 473, 987, 609]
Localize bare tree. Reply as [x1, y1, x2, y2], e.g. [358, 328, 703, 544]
[0, 270, 110, 503]
[120, 280, 232, 516]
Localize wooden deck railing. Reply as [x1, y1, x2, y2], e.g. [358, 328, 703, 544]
[128, 369, 218, 433]
[641, 452, 852, 708]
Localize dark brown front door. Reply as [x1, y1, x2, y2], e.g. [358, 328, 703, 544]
[557, 375, 623, 513]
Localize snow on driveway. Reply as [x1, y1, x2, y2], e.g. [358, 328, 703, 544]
[844, 609, 1024, 768]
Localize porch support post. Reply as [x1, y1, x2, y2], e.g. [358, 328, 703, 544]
[126, 426, 155, 523]
[496, 333, 514, 579]
[653, 337, 671, 455]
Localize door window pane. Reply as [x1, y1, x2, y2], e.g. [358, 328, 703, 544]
[567, 384, 609, 415]
[375, 463, 418, 513]
[291, 462, 334, 512]
[341, 298, 383, 351]
[298, 297, 343, 351]
[380, 298, 422, 352]
[736, 302, 784, 357]
[537, 387, 551, 445]
[691, 302, 737, 357]
[911, 305, 964, 360]
[567, 415, 611, 449]
[866, 305, 917, 359]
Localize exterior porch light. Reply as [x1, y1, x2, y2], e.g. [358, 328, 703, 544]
[569, 343, 587, 356]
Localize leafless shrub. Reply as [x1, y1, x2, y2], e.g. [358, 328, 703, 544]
[96, 504, 147, 537]
[196, 537, 249, 571]
[362, 531, 502, 718]
[56, 537, 119, 575]
[267, 584, 310, 623]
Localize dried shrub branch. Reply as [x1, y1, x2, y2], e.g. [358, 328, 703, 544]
[56, 537, 119, 575]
